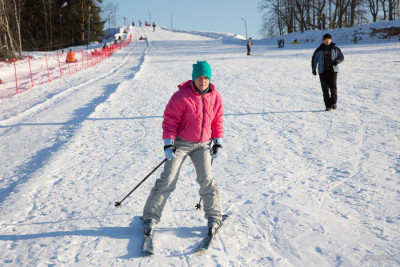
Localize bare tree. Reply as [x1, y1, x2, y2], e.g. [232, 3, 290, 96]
[381, 0, 388, 19]
[0, 0, 22, 59]
[11, 0, 22, 56]
[388, 0, 399, 19]
[368, 0, 380, 21]
[259, 0, 395, 37]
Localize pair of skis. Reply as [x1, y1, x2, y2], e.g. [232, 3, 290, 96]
[142, 215, 228, 256]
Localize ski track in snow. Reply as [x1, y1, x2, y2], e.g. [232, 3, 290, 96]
[0, 25, 400, 266]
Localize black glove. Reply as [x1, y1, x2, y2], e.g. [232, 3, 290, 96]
[210, 138, 222, 159]
[333, 60, 339, 66]
[312, 70, 317, 76]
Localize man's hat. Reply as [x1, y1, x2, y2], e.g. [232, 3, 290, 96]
[323, 33, 332, 40]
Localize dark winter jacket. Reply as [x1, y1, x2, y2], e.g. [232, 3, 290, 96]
[312, 43, 344, 74]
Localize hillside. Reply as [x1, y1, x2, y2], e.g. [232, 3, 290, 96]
[0, 24, 399, 266]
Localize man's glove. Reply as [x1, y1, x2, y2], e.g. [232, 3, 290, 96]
[333, 60, 339, 66]
[164, 139, 176, 160]
[210, 138, 222, 159]
[312, 69, 317, 76]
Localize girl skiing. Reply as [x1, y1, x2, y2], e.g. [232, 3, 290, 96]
[142, 61, 224, 233]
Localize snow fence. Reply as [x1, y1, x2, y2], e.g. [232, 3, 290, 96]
[0, 35, 132, 99]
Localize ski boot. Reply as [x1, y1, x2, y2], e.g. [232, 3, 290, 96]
[143, 219, 156, 236]
[207, 217, 222, 235]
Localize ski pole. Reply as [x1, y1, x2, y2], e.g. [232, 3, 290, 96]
[195, 158, 214, 210]
[115, 158, 167, 208]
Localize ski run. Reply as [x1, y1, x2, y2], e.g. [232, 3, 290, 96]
[0, 23, 400, 266]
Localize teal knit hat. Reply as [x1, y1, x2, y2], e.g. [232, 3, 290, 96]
[192, 61, 212, 81]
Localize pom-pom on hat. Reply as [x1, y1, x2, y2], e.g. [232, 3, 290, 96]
[192, 61, 212, 81]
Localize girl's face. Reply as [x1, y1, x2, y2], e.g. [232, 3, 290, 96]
[194, 76, 210, 91]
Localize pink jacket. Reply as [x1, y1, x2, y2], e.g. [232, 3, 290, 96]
[162, 80, 224, 142]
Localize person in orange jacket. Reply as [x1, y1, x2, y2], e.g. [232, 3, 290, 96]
[65, 49, 77, 63]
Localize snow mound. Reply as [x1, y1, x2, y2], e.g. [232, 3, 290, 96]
[258, 20, 400, 45]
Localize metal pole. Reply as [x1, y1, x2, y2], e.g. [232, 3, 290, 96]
[115, 158, 167, 208]
[108, 14, 111, 38]
[59, 2, 67, 50]
[49, 1, 52, 50]
[171, 12, 173, 30]
[87, 7, 91, 49]
[57, 3, 68, 50]
[148, 9, 151, 24]
[123, 15, 127, 32]
[60, 14, 63, 48]
[241, 17, 248, 40]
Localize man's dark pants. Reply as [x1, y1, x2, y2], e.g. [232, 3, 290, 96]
[319, 71, 338, 108]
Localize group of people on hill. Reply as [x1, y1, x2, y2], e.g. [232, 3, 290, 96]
[64, 42, 110, 63]
[132, 20, 156, 31]
[141, 33, 344, 239]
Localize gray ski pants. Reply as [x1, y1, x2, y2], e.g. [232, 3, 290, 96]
[143, 138, 222, 223]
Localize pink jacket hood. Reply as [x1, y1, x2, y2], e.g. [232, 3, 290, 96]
[162, 80, 224, 142]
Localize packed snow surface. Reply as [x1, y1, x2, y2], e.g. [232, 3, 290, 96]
[0, 25, 399, 266]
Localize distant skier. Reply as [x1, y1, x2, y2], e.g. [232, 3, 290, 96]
[152, 22, 156, 32]
[0, 78, 4, 84]
[139, 20, 142, 27]
[312, 33, 344, 111]
[132, 21, 135, 27]
[142, 61, 224, 237]
[247, 37, 252, 55]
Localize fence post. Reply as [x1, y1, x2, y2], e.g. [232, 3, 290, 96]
[13, 60, 19, 94]
[81, 49, 84, 70]
[67, 60, 71, 75]
[28, 54, 34, 88]
[57, 52, 63, 78]
[86, 50, 89, 68]
[45, 53, 51, 81]
[74, 50, 78, 72]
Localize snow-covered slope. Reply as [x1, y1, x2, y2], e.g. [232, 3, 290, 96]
[0, 25, 399, 266]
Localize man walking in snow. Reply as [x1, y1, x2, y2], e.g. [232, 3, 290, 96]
[142, 61, 224, 236]
[247, 38, 252, 55]
[312, 33, 344, 111]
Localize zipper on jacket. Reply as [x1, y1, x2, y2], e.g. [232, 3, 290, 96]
[199, 95, 205, 142]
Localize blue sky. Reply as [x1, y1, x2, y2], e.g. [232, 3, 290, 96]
[101, 0, 264, 39]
